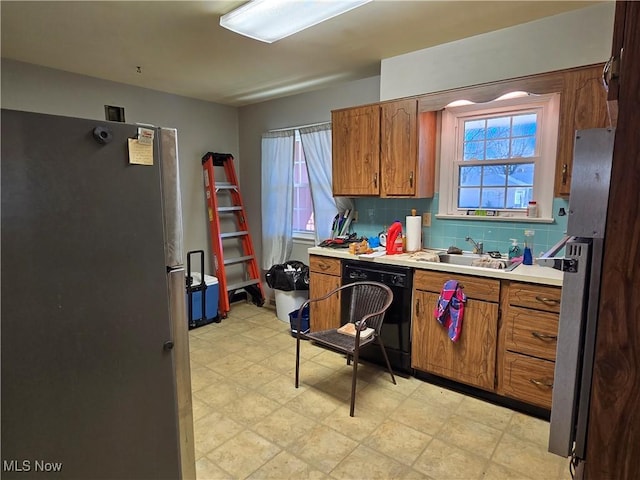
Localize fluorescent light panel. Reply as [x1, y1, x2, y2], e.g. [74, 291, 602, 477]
[220, 0, 371, 43]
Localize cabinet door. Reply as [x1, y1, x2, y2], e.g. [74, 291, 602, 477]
[412, 290, 498, 391]
[556, 65, 609, 196]
[380, 99, 417, 197]
[308, 272, 341, 332]
[331, 105, 380, 196]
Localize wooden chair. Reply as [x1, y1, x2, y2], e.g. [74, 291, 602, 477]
[293, 281, 395, 416]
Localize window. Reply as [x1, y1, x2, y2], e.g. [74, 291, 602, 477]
[439, 93, 560, 220]
[293, 129, 314, 235]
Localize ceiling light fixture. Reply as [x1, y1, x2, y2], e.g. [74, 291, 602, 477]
[219, 0, 371, 44]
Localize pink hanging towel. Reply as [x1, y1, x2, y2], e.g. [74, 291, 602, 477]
[434, 280, 467, 342]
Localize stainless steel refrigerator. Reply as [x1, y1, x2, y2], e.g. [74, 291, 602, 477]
[546, 128, 616, 473]
[1, 109, 195, 479]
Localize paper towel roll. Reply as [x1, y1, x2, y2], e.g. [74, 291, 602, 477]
[405, 215, 422, 252]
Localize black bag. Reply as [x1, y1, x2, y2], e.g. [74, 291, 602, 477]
[265, 261, 310, 291]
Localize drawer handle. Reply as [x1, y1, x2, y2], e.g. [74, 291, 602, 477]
[373, 172, 378, 189]
[532, 331, 558, 342]
[319, 263, 330, 271]
[535, 296, 560, 306]
[529, 378, 554, 388]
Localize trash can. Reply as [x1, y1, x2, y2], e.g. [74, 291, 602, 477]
[266, 261, 310, 322]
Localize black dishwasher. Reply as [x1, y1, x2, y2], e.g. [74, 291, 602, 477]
[341, 261, 413, 374]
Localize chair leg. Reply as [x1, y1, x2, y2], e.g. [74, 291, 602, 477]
[295, 334, 300, 389]
[346, 354, 351, 365]
[350, 348, 359, 417]
[377, 337, 397, 385]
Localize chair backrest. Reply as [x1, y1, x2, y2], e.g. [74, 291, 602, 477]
[343, 281, 393, 334]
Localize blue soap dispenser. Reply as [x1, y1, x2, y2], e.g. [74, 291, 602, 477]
[523, 230, 535, 265]
[508, 238, 521, 260]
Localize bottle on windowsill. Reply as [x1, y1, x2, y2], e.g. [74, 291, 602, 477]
[527, 201, 538, 218]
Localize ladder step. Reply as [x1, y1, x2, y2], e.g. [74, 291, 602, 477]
[220, 231, 248, 239]
[218, 206, 243, 213]
[226, 279, 261, 292]
[201, 152, 234, 167]
[223, 255, 254, 265]
[215, 183, 238, 191]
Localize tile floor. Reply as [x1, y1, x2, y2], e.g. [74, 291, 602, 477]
[189, 302, 571, 480]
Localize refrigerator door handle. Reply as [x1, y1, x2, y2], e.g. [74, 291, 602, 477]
[166, 267, 196, 479]
[158, 128, 185, 268]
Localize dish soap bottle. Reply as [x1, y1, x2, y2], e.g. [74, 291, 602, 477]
[386, 221, 403, 255]
[523, 230, 535, 265]
[508, 239, 521, 260]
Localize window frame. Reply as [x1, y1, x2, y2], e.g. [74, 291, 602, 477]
[438, 93, 560, 222]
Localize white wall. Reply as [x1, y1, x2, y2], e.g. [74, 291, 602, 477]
[380, 2, 615, 100]
[1, 59, 238, 275]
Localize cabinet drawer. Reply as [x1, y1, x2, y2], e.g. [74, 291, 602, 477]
[505, 306, 559, 362]
[309, 256, 341, 276]
[414, 270, 500, 302]
[502, 351, 555, 409]
[509, 282, 561, 313]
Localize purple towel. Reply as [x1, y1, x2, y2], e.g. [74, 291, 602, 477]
[434, 280, 467, 342]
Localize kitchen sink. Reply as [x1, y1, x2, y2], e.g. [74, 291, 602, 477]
[438, 253, 521, 271]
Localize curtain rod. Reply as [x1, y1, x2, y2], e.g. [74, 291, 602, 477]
[268, 121, 330, 133]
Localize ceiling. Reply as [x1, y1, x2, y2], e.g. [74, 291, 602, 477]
[1, 1, 597, 107]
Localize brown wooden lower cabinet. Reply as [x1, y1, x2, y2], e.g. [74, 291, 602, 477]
[308, 255, 341, 332]
[411, 271, 500, 392]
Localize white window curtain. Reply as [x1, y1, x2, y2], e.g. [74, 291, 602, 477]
[261, 130, 294, 270]
[299, 123, 354, 244]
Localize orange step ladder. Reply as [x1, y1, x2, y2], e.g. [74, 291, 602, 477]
[201, 152, 265, 318]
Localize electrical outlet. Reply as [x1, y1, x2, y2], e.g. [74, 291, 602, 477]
[422, 212, 431, 227]
[353, 210, 358, 222]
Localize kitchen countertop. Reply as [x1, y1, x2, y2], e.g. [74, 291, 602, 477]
[308, 246, 563, 287]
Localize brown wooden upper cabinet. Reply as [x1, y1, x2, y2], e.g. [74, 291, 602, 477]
[555, 66, 611, 196]
[332, 104, 380, 196]
[332, 99, 436, 197]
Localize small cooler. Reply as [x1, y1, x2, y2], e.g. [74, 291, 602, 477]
[186, 250, 220, 329]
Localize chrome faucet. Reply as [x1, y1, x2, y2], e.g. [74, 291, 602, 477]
[465, 236, 484, 254]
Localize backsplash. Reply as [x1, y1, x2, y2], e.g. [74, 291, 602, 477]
[353, 194, 569, 257]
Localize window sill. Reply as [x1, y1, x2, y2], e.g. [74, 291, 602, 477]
[292, 233, 316, 244]
[435, 214, 555, 224]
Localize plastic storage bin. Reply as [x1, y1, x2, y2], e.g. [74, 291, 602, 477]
[289, 305, 310, 336]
